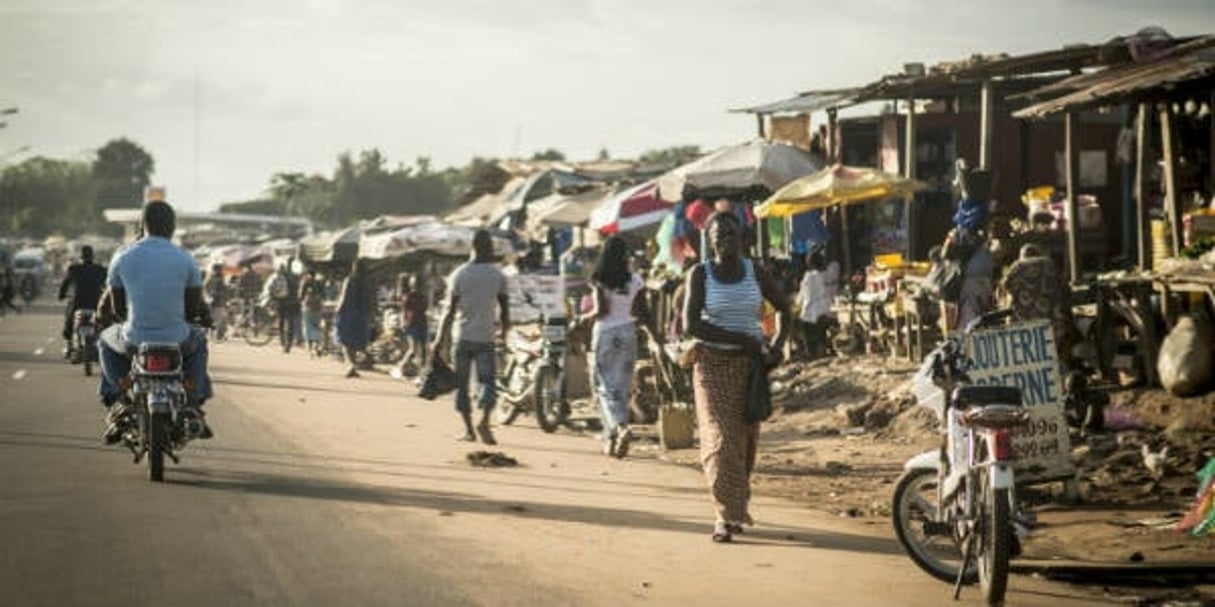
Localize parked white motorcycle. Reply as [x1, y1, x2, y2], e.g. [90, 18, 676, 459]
[891, 309, 1030, 606]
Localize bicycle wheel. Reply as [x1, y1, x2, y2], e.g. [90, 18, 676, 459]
[976, 470, 1012, 605]
[242, 308, 276, 346]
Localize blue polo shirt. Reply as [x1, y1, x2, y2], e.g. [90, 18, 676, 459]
[108, 236, 202, 344]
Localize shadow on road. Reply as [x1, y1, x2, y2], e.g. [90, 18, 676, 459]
[212, 375, 405, 398]
[168, 466, 904, 557]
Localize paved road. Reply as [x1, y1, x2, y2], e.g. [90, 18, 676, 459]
[0, 300, 1116, 606]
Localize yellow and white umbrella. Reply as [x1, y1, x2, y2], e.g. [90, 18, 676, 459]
[755, 164, 926, 218]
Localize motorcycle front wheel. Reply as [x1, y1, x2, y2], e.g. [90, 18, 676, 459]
[892, 467, 977, 584]
[533, 365, 566, 433]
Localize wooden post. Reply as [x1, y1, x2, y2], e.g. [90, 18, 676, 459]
[1210, 93, 1215, 207]
[979, 79, 994, 170]
[1134, 103, 1150, 270]
[840, 205, 852, 276]
[1159, 105, 1181, 256]
[1065, 112, 1081, 282]
[756, 113, 765, 139]
[904, 93, 917, 180]
[827, 107, 839, 163]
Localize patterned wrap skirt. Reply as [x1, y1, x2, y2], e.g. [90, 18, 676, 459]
[692, 346, 760, 524]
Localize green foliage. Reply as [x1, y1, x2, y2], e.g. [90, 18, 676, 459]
[638, 145, 701, 168]
[92, 138, 155, 209]
[0, 156, 99, 237]
[530, 148, 566, 161]
[258, 151, 458, 229]
[217, 198, 287, 215]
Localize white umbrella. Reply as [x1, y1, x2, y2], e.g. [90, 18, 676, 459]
[657, 140, 821, 201]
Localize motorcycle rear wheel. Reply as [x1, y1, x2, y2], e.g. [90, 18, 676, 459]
[892, 467, 977, 584]
[147, 412, 170, 482]
[977, 471, 1012, 605]
[534, 365, 566, 433]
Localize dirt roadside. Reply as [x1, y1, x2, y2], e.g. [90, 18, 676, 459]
[624, 354, 1215, 603]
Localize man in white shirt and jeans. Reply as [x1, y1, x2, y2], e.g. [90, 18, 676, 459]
[433, 230, 510, 445]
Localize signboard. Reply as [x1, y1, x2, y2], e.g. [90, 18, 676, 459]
[505, 270, 566, 323]
[965, 319, 1074, 484]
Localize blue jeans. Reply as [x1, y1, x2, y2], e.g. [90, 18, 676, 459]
[453, 340, 496, 415]
[98, 325, 213, 406]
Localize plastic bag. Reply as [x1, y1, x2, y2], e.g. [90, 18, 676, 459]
[746, 355, 772, 423]
[923, 259, 964, 302]
[418, 357, 459, 400]
[1157, 312, 1215, 397]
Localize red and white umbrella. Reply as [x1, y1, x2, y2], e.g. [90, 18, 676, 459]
[589, 181, 672, 235]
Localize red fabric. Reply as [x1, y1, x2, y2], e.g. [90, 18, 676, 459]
[685, 199, 713, 230]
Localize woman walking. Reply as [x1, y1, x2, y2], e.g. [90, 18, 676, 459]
[299, 270, 326, 356]
[682, 212, 789, 542]
[590, 236, 646, 458]
[336, 259, 373, 378]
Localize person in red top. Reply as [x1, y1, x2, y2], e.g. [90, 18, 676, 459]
[394, 273, 429, 375]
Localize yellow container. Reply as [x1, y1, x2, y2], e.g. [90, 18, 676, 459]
[875, 253, 905, 269]
[1150, 219, 1171, 271]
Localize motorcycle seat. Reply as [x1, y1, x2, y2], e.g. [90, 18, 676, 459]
[952, 385, 1022, 408]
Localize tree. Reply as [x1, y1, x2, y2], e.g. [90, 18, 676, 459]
[597, 147, 611, 161]
[639, 145, 702, 169]
[530, 148, 566, 161]
[217, 198, 287, 215]
[268, 172, 309, 216]
[92, 138, 155, 209]
[0, 156, 98, 236]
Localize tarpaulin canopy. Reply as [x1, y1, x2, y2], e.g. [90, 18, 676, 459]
[657, 140, 821, 202]
[359, 222, 512, 260]
[755, 165, 926, 218]
[590, 181, 672, 235]
[532, 187, 613, 229]
[298, 227, 361, 264]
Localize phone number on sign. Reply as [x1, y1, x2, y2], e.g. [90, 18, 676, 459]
[1012, 438, 1062, 459]
[1012, 418, 1059, 439]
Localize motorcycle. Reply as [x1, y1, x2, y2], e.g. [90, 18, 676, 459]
[70, 309, 99, 376]
[891, 309, 1030, 606]
[114, 343, 208, 482]
[19, 274, 37, 303]
[496, 316, 570, 433]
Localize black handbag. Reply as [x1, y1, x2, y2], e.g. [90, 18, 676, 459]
[417, 357, 459, 400]
[924, 259, 964, 303]
[746, 355, 772, 423]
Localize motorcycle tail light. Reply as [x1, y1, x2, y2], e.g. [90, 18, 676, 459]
[993, 429, 1015, 461]
[145, 354, 173, 372]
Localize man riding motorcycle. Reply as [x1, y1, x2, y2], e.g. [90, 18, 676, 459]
[58, 245, 107, 359]
[97, 201, 214, 444]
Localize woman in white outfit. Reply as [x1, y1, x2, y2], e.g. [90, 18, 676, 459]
[590, 236, 647, 458]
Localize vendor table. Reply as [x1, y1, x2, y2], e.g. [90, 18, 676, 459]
[1078, 277, 1159, 387]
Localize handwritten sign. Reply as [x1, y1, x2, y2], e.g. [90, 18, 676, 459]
[505, 271, 566, 323]
[964, 319, 1074, 484]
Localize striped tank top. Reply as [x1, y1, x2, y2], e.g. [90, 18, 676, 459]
[701, 259, 763, 349]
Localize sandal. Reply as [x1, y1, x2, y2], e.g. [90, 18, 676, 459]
[613, 427, 633, 459]
[711, 521, 733, 543]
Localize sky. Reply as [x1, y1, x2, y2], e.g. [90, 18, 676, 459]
[2, 0, 1214, 212]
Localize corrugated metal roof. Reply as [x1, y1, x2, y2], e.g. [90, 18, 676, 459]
[730, 89, 860, 115]
[1014, 35, 1215, 118]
